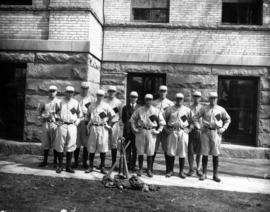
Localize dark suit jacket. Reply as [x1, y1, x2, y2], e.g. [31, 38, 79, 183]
[122, 103, 141, 137]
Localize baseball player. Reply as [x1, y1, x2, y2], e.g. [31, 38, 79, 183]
[164, 93, 193, 178]
[194, 92, 231, 182]
[54, 86, 82, 174]
[73, 82, 94, 169]
[104, 86, 122, 167]
[122, 91, 141, 171]
[152, 85, 174, 174]
[85, 89, 115, 174]
[130, 94, 165, 177]
[37, 85, 60, 168]
[187, 91, 203, 177]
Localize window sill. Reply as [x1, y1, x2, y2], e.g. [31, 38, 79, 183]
[105, 22, 270, 31]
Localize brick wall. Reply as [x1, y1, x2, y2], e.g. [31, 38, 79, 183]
[169, 0, 221, 25]
[0, 11, 49, 39]
[49, 11, 91, 40]
[89, 14, 103, 57]
[104, 0, 270, 26]
[104, 0, 131, 23]
[104, 28, 270, 57]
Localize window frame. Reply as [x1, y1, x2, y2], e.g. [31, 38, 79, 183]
[131, 0, 170, 23]
[221, 0, 263, 25]
[218, 76, 259, 146]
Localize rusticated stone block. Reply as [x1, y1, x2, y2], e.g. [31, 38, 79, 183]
[258, 133, 270, 147]
[25, 94, 49, 110]
[24, 125, 43, 143]
[26, 79, 82, 94]
[260, 91, 270, 105]
[259, 105, 270, 119]
[101, 72, 126, 85]
[27, 63, 88, 80]
[259, 119, 270, 133]
[36, 52, 88, 64]
[101, 62, 211, 75]
[87, 66, 101, 83]
[167, 74, 217, 89]
[260, 77, 270, 91]
[0, 52, 34, 63]
[25, 110, 42, 126]
[212, 66, 269, 76]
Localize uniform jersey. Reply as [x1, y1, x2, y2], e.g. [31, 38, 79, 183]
[153, 98, 174, 116]
[104, 97, 122, 122]
[76, 95, 94, 117]
[87, 101, 115, 125]
[130, 105, 165, 129]
[38, 97, 60, 121]
[165, 105, 192, 129]
[195, 105, 231, 130]
[57, 98, 82, 123]
[190, 103, 203, 128]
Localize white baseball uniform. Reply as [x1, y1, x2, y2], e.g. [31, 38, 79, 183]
[165, 105, 192, 158]
[130, 105, 165, 156]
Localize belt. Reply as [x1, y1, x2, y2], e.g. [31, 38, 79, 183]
[139, 126, 155, 130]
[91, 123, 105, 126]
[63, 122, 74, 125]
[205, 126, 219, 130]
[167, 125, 185, 130]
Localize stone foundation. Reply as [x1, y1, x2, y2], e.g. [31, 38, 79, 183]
[0, 51, 101, 143]
[101, 62, 270, 147]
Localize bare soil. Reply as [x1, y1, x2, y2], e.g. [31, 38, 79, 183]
[0, 173, 269, 212]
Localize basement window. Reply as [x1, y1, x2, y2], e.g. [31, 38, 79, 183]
[222, 0, 263, 25]
[132, 0, 170, 23]
[0, 0, 32, 5]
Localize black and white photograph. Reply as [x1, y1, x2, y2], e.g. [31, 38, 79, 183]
[0, 0, 270, 211]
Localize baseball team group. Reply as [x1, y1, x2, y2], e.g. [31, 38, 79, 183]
[38, 82, 231, 183]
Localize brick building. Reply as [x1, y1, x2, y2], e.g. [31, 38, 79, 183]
[0, 0, 269, 148]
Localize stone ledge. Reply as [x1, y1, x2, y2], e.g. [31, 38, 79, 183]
[103, 52, 270, 67]
[0, 139, 269, 159]
[0, 39, 94, 54]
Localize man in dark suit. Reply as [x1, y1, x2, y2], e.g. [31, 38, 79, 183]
[122, 91, 140, 171]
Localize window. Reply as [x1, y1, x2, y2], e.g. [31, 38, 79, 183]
[127, 73, 166, 105]
[0, 0, 32, 5]
[218, 76, 258, 146]
[222, 0, 262, 25]
[0, 63, 26, 141]
[132, 0, 169, 23]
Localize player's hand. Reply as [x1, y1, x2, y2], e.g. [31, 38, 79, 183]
[152, 129, 160, 135]
[183, 128, 190, 134]
[218, 128, 225, 134]
[133, 128, 141, 134]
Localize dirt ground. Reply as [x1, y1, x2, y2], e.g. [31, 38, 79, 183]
[0, 173, 270, 212]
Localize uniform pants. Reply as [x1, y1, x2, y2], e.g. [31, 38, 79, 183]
[87, 126, 109, 153]
[167, 130, 188, 158]
[110, 122, 120, 149]
[76, 120, 89, 147]
[55, 124, 77, 153]
[200, 129, 221, 156]
[188, 129, 201, 155]
[41, 122, 57, 150]
[155, 130, 168, 153]
[135, 129, 157, 156]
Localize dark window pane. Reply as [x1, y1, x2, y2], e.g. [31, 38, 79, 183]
[150, 9, 168, 22]
[0, 0, 32, 5]
[218, 77, 258, 146]
[133, 8, 150, 21]
[0, 63, 26, 141]
[127, 73, 166, 105]
[132, 0, 169, 23]
[222, 1, 262, 25]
